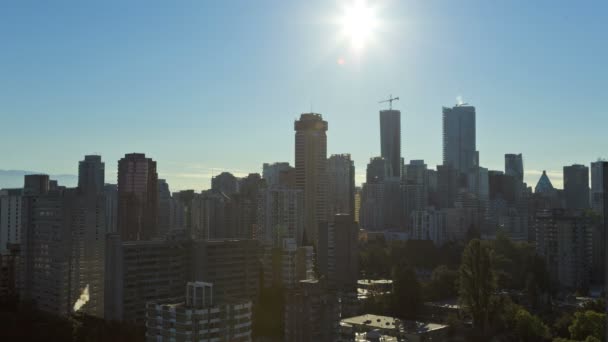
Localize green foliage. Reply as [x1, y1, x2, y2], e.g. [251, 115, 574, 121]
[513, 307, 551, 341]
[426, 265, 458, 301]
[390, 265, 422, 319]
[458, 239, 496, 335]
[553, 312, 574, 339]
[568, 310, 606, 341]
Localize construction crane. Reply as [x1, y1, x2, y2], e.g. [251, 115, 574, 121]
[378, 94, 400, 110]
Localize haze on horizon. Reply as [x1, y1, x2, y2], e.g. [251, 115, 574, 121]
[1, 0, 606, 191]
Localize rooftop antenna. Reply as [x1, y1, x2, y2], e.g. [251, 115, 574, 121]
[378, 94, 400, 110]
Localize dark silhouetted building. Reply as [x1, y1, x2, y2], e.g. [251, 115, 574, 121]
[211, 172, 238, 195]
[117, 153, 158, 241]
[327, 154, 355, 219]
[78, 155, 104, 194]
[505, 153, 524, 183]
[563, 164, 590, 210]
[380, 109, 401, 178]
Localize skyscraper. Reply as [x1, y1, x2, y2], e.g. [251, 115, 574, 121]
[442, 104, 478, 175]
[327, 154, 355, 219]
[590, 161, 606, 215]
[563, 164, 590, 210]
[380, 109, 401, 178]
[294, 113, 328, 245]
[78, 155, 105, 194]
[211, 172, 238, 195]
[117, 153, 159, 241]
[505, 153, 524, 183]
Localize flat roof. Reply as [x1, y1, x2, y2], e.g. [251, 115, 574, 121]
[341, 314, 448, 334]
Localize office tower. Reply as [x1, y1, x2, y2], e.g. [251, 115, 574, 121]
[257, 187, 304, 246]
[145, 282, 252, 342]
[379, 109, 401, 178]
[157, 179, 171, 237]
[294, 113, 328, 245]
[263, 162, 295, 188]
[104, 235, 191, 322]
[535, 209, 593, 290]
[590, 161, 606, 215]
[0, 244, 19, 298]
[563, 164, 590, 209]
[366, 157, 389, 183]
[117, 153, 159, 241]
[442, 104, 478, 175]
[327, 154, 355, 218]
[191, 239, 260, 304]
[211, 172, 238, 195]
[0, 188, 23, 254]
[284, 279, 339, 342]
[360, 181, 384, 231]
[505, 153, 524, 183]
[78, 155, 104, 194]
[104, 184, 118, 234]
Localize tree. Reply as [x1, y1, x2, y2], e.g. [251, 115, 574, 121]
[569, 310, 606, 341]
[391, 265, 421, 319]
[513, 308, 550, 341]
[427, 265, 458, 300]
[553, 312, 574, 339]
[458, 239, 496, 335]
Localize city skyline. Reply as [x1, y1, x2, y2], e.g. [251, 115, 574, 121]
[2, 1, 607, 190]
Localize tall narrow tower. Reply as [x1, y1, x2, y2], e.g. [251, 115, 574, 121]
[79, 155, 105, 194]
[379, 109, 401, 178]
[294, 113, 328, 245]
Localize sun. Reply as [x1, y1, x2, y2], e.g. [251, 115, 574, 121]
[339, 0, 379, 51]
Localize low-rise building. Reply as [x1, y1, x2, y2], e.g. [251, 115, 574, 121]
[145, 282, 252, 342]
[339, 314, 448, 342]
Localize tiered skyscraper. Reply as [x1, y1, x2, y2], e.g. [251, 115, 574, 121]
[117, 153, 159, 241]
[294, 113, 328, 245]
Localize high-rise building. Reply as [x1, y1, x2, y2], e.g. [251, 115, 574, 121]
[327, 154, 355, 219]
[20, 164, 106, 318]
[294, 113, 328, 245]
[505, 153, 524, 183]
[379, 109, 401, 178]
[535, 170, 556, 195]
[104, 184, 118, 234]
[104, 235, 190, 322]
[403, 160, 429, 223]
[157, 179, 172, 237]
[117, 153, 159, 241]
[590, 161, 606, 215]
[411, 209, 447, 246]
[78, 155, 104, 194]
[284, 279, 339, 342]
[0, 188, 23, 254]
[534, 209, 593, 290]
[442, 104, 478, 176]
[263, 162, 294, 188]
[366, 157, 389, 184]
[212, 172, 238, 195]
[563, 164, 590, 210]
[145, 282, 252, 342]
[257, 187, 304, 246]
[330, 214, 358, 293]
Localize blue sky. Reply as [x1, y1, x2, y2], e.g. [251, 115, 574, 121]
[1, 0, 606, 190]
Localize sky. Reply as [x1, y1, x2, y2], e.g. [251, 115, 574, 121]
[1, 0, 606, 191]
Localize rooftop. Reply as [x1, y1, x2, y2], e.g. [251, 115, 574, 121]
[341, 314, 448, 335]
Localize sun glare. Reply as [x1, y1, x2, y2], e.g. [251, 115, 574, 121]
[339, 0, 378, 51]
